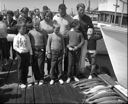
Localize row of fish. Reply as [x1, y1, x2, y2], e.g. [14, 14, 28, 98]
[72, 78, 127, 104]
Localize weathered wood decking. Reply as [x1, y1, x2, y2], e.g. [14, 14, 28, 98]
[0, 78, 84, 104]
[0, 41, 117, 103]
[0, 62, 84, 104]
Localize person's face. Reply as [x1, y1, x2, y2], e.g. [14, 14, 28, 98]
[7, 14, 13, 22]
[33, 23, 40, 31]
[35, 9, 40, 16]
[45, 13, 51, 22]
[58, 8, 66, 17]
[74, 22, 80, 30]
[19, 25, 27, 35]
[87, 28, 93, 35]
[21, 12, 28, 18]
[77, 7, 85, 17]
[54, 26, 60, 34]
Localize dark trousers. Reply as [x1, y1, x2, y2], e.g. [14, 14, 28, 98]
[67, 49, 81, 78]
[0, 38, 9, 59]
[63, 38, 68, 75]
[50, 50, 63, 80]
[7, 41, 16, 59]
[86, 52, 96, 75]
[47, 58, 51, 75]
[32, 48, 45, 81]
[17, 52, 30, 84]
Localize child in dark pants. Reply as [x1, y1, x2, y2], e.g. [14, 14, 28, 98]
[66, 19, 84, 83]
[13, 18, 32, 88]
[46, 24, 64, 85]
[86, 28, 102, 79]
[28, 19, 46, 85]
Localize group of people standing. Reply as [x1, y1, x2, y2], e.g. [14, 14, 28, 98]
[0, 3, 102, 88]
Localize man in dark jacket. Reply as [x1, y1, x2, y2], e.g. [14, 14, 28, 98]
[6, 10, 18, 61]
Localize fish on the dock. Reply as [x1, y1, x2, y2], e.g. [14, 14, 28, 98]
[86, 88, 113, 98]
[83, 85, 107, 95]
[99, 99, 127, 104]
[76, 80, 105, 87]
[72, 78, 101, 86]
[87, 96, 122, 104]
[86, 91, 119, 102]
[79, 82, 106, 91]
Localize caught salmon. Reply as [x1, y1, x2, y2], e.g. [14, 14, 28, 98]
[78, 80, 105, 87]
[86, 91, 119, 102]
[79, 82, 106, 91]
[83, 85, 107, 95]
[87, 88, 113, 98]
[99, 99, 126, 104]
[88, 96, 122, 104]
[72, 78, 101, 86]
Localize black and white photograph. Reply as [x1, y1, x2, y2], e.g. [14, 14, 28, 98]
[0, 0, 127, 103]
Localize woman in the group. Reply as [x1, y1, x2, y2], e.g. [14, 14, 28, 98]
[40, 10, 54, 75]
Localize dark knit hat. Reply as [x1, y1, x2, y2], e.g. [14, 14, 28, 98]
[7, 10, 14, 16]
[43, 6, 49, 11]
[58, 4, 67, 10]
[21, 7, 29, 13]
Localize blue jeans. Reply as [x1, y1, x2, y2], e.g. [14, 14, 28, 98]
[50, 50, 63, 80]
[32, 48, 45, 81]
[67, 49, 81, 78]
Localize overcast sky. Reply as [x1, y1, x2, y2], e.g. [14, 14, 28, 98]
[0, 0, 98, 14]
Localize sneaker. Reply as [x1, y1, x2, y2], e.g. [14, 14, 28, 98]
[38, 80, 44, 86]
[88, 75, 92, 79]
[34, 81, 38, 85]
[66, 77, 71, 83]
[59, 79, 64, 85]
[20, 84, 26, 89]
[50, 80, 54, 85]
[27, 83, 32, 87]
[74, 77, 79, 82]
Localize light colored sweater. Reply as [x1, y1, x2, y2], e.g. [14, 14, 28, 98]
[13, 33, 32, 55]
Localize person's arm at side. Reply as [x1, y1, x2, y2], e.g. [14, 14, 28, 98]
[46, 34, 52, 58]
[26, 35, 33, 55]
[13, 35, 21, 53]
[88, 16, 94, 29]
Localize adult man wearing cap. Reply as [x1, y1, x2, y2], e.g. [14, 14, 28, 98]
[41, 5, 49, 20]
[6, 10, 18, 61]
[53, 3, 73, 77]
[19, 7, 33, 34]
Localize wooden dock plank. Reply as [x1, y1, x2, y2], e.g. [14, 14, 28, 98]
[48, 83, 64, 103]
[25, 86, 35, 103]
[15, 86, 26, 104]
[62, 84, 83, 103]
[69, 83, 84, 103]
[34, 84, 52, 103]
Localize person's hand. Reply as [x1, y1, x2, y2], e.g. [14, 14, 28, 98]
[68, 47, 74, 51]
[73, 46, 78, 51]
[91, 52, 96, 57]
[18, 50, 22, 53]
[46, 52, 51, 59]
[7, 27, 10, 29]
